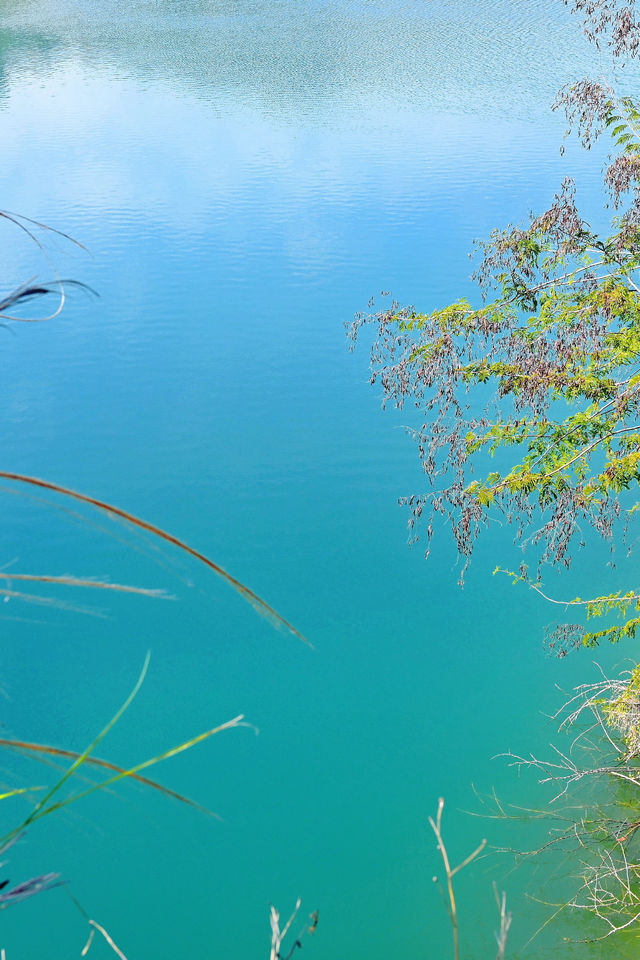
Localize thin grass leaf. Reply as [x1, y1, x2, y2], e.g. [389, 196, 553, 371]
[0, 833, 22, 858]
[0, 788, 43, 801]
[0, 872, 62, 908]
[0, 210, 86, 253]
[0, 279, 95, 318]
[39, 714, 245, 819]
[0, 587, 107, 618]
[0, 574, 169, 599]
[83, 919, 128, 960]
[0, 740, 218, 818]
[0, 277, 95, 323]
[0, 472, 308, 644]
[2, 653, 150, 844]
[0, 210, 92, 325]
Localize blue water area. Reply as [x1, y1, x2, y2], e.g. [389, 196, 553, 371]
[0, 2, 637, 957]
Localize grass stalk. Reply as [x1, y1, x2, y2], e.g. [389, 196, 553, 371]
[428, 798, 486, 960]
[1, 653, 150, 845]
[0, 472, 308, 644]
[0, 740, 217, 817]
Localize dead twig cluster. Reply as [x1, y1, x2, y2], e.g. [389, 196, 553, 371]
[429, 798, 509, 960]
[269, 899, 318, 960]
[500, 664, 640, 942]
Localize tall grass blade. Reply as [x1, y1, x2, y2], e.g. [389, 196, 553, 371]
[0, 872, 62, 907]
[0, 573, 169, 599]
[0, 210, 87, 252]
[0, 279, 94, 320]
[84, 919, 128, 959]
[39, 715, 244, 819]
[0, 740, 218, 818]
[0, 788, 42, 801]
[2, 653, 150, 844]
[0, 587, 107, 617]
[0, 472, 308, 644]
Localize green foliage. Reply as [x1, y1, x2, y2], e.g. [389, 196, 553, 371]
[350, 78, 640, 650]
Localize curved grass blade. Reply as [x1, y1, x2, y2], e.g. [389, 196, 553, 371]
[0, 279, 95, 320]
[0, 872, 62, 908]
[0, 574, 169, 599]
[0, 740, 218, 819]
[0, 587, 107, 618]
[0, 788, 43, 801]
[39, 715, 245, 820]
[82, 919, 128, 959]
[0, 210, 91, 324]
[1, 653, 151, 846]
[0, 472, 308, 644]
[0, 210, 87, 252]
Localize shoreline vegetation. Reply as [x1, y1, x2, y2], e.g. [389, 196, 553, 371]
[349, 0, 640, 952]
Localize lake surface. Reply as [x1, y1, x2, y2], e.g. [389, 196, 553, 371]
[0, 2, 636, 957]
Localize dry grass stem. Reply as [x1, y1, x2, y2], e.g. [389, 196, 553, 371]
[0, 739, 219, 817]
[81, 929, 94, 956]
[269, 899, 318, 960]
[1, 654, 246, 847]
[0, 573, 169, 598]
[500, 665, 640, 941]
[428, 798, 486, 960]
[0, 210, 90, 323]
[493, 883, 512, 960]
[0, 472, 308, 644]
[81, 919, 128, 959]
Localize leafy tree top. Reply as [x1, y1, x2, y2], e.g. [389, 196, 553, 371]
[349, 0, 640, 652]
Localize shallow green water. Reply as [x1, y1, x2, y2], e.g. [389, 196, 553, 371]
[0, 2, 637, 957]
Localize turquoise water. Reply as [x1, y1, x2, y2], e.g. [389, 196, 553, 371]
[0, 2, 637, 957]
